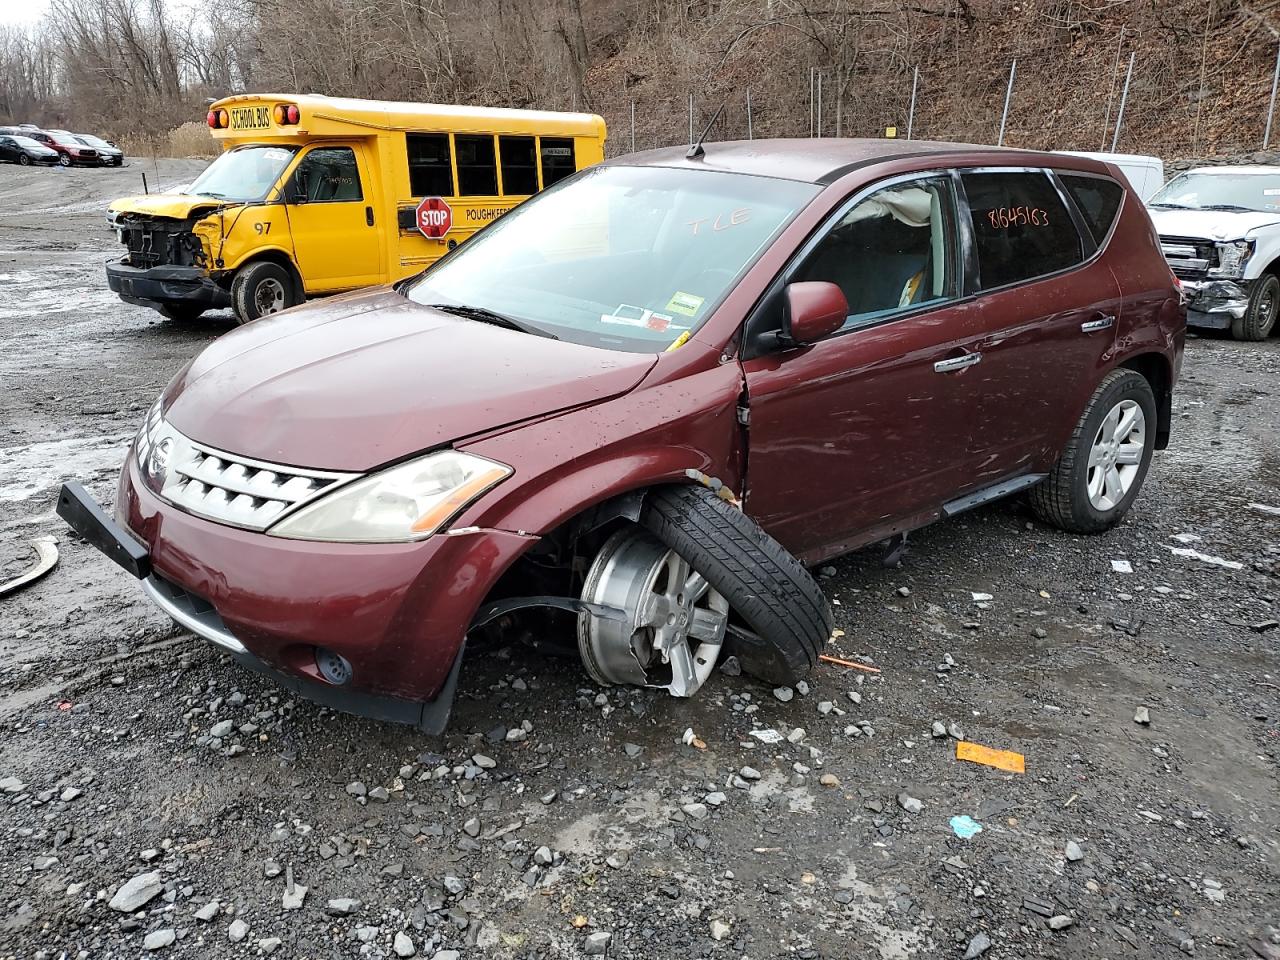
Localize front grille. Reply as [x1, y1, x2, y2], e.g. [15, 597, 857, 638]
[111, 212, 205, 269]
[137, 410, 358, 531]
[1159, 235, 1218, 280]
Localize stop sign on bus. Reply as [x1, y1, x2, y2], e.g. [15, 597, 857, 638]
[416, 196, 452, 239]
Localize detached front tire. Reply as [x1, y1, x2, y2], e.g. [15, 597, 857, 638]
[1231, 274, 1279, 342]
[231, 261, 298, 324]
[639, 485, 832, 686]
[1030, 369, 1157, 534]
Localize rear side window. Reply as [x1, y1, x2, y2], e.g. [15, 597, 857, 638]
[456, 135, 498, 196]
[540, 138, 576, 187]
[407, 133, 454, 197]
[499, 136, 538, 195]
[1060, 174, 1124, 246]
[961, 171, 1083, 289]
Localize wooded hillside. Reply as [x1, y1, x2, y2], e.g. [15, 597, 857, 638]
[2, 0, 1278, 160]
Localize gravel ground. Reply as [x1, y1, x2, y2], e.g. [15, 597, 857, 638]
[0, 162, 1278, 960]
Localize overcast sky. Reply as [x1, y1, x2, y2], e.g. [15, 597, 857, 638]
[0, 0, 53, 26]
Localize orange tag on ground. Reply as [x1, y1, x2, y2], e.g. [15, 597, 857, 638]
[956, 741, 1025, 774]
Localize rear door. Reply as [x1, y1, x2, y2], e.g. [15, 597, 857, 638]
[954, 168, 1123, 480]
[283, 143, 385, 292]
[742, 173, 991, 560]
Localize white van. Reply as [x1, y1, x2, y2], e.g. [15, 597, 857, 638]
[1056, 151, 1165, 200]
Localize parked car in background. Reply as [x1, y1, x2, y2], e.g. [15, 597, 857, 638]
[0, 133, 60, 165]
[1058, 151, 1164, 200]
[25, 128, 99, 166]
[1149, 165, 1280, 340]
[74, 133, 124, 166]
[60, 139, 1184, 732]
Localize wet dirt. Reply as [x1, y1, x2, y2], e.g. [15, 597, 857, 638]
[0, 163, 1277, 959]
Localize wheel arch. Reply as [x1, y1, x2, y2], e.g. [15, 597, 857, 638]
[227, 248, 304, 302]
[1117, 351, 1172, 450]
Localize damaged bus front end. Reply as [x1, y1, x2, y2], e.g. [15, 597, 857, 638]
[106, 195, 231, 321]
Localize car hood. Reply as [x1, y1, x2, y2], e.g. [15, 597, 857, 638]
[162, 288, 658, 472]
[109, 193, 227, 219]
[1149, 207, 1280, 240]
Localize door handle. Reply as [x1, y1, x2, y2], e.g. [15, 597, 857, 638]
[933, 352, 982, 374]
[1080, 314, 1115, 333]
[365, 206, 375, 226]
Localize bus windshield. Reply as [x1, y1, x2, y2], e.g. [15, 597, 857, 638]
[185, 145, 298, 203]
[405, 165, 818, 353]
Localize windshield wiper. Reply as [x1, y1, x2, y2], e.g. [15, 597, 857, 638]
[1149, 202, 1192, 209]
[425, 303, 558, 340]
[1200, 204, 1256, 212]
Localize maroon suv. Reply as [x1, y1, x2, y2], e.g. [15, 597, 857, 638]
[60, 139, 1184, 732]
[27, 128, 98, 166]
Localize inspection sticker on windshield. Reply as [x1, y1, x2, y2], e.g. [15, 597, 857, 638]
[666, 291, 705, 317]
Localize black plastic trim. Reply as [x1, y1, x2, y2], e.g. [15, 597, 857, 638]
[56, 481, 151, 579]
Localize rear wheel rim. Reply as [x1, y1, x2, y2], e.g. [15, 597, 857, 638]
[1086, 399, 1145, 511]
[578, 529, 729, 697]
[254, 277, 286, 316]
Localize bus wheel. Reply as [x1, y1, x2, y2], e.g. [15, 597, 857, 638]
[231, 262, 298, 324]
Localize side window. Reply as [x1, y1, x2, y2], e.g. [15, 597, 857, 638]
[499, 136, 538, 195]
[291, 146, 362, 203]
[794, 176, 957, 330]
[1060, 174, 1124, 247]
[961, 171, 1083, 289]
[540, 137, 576, 187]
[407, 133, 454, 197]
[456, 134, 498, 196]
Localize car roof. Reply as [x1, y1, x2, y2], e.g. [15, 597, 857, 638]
[1182, 164, 1280, 175]
[604, 137, 1114, 184]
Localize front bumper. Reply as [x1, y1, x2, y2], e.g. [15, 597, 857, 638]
[106, 260, 231, 312]
[57, 458, 537, 732]
[1183, 278, 1252, 329]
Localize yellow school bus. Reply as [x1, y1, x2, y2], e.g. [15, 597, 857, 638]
[104, 95, 607, 323]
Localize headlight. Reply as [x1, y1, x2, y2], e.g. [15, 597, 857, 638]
[266, 451, 511, 543]
[1209, 239, 1255, 279]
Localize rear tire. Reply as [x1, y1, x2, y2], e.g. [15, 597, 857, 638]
[1030, 369, 1157, 534]
[231, 261, 298, 324]
[1231, 274, 1279, 341]
[640, 484, 832, 686]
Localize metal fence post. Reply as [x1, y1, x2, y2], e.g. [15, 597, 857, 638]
[1266, 41, 1280, 149]
[998, 59, 1017, 146]
[1110, 52, 1135, 153]
[746, 89, 754, 140]
[907, 65, 919, 140]
[809, 66, 815, 136]
[816, 71, 823, 137]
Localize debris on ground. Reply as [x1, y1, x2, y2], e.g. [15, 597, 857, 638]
[0, 536, 58, 597]
[956, 741, 1026, 773]
[950, 815, 984, 838]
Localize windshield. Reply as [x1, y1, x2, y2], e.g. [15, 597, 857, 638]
[1149, 171, 1280, 213]
[76, 134, 109, 148]
[406, 165, 818, 352]
[185, 145, 298, 203]
[13, 136, 44, 149]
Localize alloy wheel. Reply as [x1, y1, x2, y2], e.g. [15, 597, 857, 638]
[1086, 399, 1145, 511]
[578, 529, 729, 697]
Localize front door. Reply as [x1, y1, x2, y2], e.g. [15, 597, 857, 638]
[742, 174, 987, 562]
[283, 143, 384, 293]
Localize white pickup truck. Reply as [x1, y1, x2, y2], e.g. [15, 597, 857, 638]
[1147, 165, 1280, 341]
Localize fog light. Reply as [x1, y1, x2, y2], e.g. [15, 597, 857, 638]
[315, 647, 352, 685]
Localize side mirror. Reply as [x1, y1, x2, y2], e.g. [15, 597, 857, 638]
[783, 281, 848, 345]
